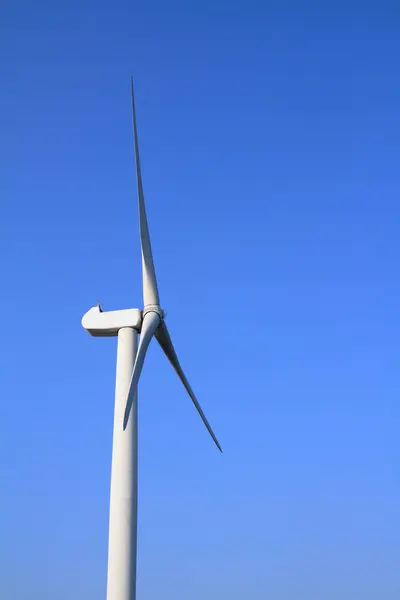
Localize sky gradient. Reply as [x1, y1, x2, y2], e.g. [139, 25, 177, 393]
[1, 1, 399, 598]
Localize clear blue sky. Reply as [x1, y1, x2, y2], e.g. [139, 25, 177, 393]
[1, 1, 399, 598]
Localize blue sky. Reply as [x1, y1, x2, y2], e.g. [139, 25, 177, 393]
[1, 1, 399, 598]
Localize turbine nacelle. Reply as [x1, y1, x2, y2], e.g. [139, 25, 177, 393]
[82, 306, 142, 337]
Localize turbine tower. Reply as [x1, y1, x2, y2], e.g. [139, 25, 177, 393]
[82, 78, 222, 600]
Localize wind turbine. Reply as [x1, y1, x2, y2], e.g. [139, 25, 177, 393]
[82, 78, 222, 600]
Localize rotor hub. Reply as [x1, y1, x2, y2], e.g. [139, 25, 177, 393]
[142, 304, 164, 321]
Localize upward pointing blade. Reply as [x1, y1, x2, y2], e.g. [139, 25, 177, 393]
[155, 322, 222, 452]
[131, 77, 160, 307]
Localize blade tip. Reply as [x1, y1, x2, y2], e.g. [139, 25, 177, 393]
[123, 409, 129, 430]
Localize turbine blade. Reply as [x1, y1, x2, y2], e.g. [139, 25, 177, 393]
[130, 77, 160, 307]
[123, 311, 161, 429]
[155, 322, 222, 452]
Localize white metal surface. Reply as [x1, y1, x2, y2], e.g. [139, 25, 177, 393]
[130, 78, 160, 308]
[123, 310, 161, 429]
[107, 327, 138, 600]
[82, 306, 142, 336]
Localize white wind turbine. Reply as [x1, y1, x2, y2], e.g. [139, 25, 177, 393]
[82, 78, 222, 600]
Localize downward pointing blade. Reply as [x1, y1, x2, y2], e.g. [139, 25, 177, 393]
[123, 311, 161, 429]
[155, 322, 222, 452]
[130, 77, 160, 307]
